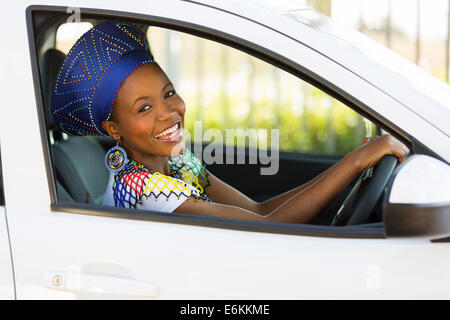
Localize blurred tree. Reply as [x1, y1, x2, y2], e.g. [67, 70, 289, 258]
[307, 0, 331, 16]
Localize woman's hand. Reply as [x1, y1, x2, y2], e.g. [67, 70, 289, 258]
[348, 134, 410, 171]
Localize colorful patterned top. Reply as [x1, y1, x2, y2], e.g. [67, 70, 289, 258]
[102, 148, 211, 213]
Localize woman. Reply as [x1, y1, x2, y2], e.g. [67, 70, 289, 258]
[51, 21, 409, 224]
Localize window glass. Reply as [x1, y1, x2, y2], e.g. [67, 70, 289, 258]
[147, 27, 376, 155]
[33, 15, 388, 232]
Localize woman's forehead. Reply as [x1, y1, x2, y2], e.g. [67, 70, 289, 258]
[128, 63, 168, 87]
[120, 64, 169, 96]
[115, 64, 171, 109]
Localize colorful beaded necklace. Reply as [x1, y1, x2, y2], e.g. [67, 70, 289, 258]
[112, 153, 211, 208]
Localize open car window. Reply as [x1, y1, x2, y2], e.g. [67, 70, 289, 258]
[28, 7, 390, 238]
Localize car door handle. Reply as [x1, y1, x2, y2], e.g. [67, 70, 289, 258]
[43, 271, 159, 298]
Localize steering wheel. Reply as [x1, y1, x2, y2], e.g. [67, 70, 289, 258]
[331, 155, 398, 226]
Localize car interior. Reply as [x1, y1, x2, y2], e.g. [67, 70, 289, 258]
[34, 14, 385, 226]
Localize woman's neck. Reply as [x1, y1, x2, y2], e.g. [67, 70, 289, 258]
[129, 151, 171, 175]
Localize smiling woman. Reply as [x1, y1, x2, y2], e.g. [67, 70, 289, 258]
[51, 21, 212, 213]
[100, 63, 214, 211]
[51, 19, 409, 224]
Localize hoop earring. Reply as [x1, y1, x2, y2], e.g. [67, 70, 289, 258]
[105, 139, 128, 173]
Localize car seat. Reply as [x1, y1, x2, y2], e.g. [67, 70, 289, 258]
[51, 137, 109, 204]
[56, 180, 74, 202]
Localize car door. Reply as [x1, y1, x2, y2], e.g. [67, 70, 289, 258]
[2, 0, 448, 299]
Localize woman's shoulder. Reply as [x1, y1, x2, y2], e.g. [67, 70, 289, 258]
[169, 148, 210, 189]
[169, 148, 204, 176]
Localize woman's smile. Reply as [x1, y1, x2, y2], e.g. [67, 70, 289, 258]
[154, 121, 183, 143]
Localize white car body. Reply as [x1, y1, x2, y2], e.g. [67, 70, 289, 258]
[0, 0, 449, 299]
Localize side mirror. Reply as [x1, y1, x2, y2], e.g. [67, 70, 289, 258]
[383, 155, 450, 240]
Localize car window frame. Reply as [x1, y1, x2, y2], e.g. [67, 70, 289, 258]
[26, 5, 408, 239]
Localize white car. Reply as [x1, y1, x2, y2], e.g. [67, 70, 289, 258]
[0, 0, 449, 300]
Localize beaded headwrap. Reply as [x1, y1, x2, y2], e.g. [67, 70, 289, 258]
[51, 21, 156, 136]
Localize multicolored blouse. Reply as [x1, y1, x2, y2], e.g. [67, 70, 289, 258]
[102, 148, 211, 213]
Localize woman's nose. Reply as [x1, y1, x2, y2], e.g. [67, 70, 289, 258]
[157, 101, 178, 121]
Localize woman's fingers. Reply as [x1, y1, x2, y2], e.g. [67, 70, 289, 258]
[352, 134, 410, 170]
[347, 133, 411, 171]
[385, 134, 410, 163]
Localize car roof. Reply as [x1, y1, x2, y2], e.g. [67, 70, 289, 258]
[189, 0, 450, 137]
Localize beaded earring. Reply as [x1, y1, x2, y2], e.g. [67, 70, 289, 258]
[104, 140, 128, 173]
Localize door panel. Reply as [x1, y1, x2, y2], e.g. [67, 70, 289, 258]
[8, 208, 450, 299]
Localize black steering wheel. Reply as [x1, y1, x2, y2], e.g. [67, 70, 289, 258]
[331, 155, 398, 226]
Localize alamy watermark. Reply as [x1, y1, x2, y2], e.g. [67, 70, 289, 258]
[171, 121, 280, 176]
[365, 264, 382, 290]
[66, 7, 81, 23]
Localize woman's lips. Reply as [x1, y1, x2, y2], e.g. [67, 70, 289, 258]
[154, 121, 183, 143]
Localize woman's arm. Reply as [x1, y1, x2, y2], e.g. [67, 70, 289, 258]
[175, 134, 410, 224]
[257, 164, 333, 215]
[201, 164, 333, 216]
[176, 153, 359, 223]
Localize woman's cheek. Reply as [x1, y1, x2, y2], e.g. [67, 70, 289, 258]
[139, 118, 156, 138]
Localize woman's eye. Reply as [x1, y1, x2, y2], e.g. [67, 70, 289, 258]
[166, 90, 176, 98]
[139, 104, 152, 112]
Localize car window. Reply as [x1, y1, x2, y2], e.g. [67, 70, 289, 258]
[30, 10, 386, 238]
[147, 26, 376, 156]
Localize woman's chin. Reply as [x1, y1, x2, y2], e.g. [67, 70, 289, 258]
[152, 128, 185, 157]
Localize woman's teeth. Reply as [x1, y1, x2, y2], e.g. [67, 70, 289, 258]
[155, 123, 180, 139]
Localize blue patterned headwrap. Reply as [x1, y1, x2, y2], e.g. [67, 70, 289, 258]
[51, 21, 156, 136]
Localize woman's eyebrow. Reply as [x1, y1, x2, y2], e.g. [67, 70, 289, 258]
[162, 81, 173, 91]
[131, 82, 173, 107]
[132, 96, 150, 107]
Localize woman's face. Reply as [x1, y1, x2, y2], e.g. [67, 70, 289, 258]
[102, 63, 186, 160]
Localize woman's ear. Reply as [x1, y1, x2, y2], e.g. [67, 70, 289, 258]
[101, 120, 121, 140]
